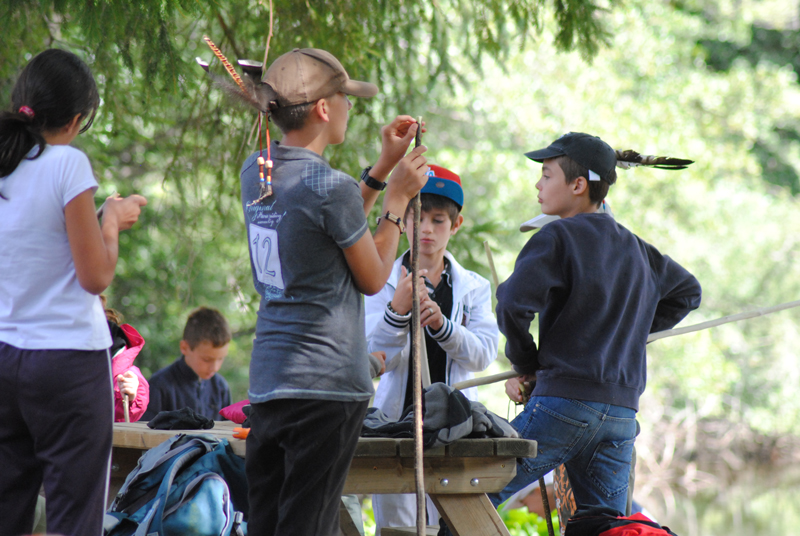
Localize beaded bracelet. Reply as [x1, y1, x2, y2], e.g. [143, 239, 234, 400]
[376, 211, 405, 234]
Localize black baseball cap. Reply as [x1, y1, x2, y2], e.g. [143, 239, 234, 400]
[525, 132, 617, 185]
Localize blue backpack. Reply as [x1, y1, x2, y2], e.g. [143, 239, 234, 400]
[104, 434, 249, 536]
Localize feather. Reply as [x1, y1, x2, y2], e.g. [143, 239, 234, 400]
[615, 149, 694, 170]
[205, 72, 264, 112]
[197, 42, 273, 113]
[203, 36, 249, 94]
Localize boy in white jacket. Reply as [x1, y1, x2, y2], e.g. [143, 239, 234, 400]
[365, 164, 499, 533]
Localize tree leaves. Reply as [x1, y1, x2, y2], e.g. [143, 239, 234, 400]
[0, 0, 618, 385]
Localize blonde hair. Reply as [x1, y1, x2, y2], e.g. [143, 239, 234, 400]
[99, 294, 124, 325]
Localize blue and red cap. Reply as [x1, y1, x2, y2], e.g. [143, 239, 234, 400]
[421, 164, 464, 209]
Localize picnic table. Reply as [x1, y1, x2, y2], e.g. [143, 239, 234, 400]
[111, 421, 537, 536]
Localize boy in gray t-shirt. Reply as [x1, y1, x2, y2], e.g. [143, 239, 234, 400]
[240, 48, 428, 536]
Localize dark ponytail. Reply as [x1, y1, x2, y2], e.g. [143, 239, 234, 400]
[0, 49, 100, 185]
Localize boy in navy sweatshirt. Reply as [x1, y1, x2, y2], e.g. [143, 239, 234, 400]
[493, 132, 701, 515]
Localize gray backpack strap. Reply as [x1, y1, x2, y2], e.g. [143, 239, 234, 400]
[133, 498, 159, 536]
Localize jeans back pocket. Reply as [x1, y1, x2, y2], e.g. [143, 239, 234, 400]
[516, 399, 589, 475]
[586, 437, 636, 499]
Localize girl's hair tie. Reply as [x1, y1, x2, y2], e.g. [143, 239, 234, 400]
[18, 106, 35, 119]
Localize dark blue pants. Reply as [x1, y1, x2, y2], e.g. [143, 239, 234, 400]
[246, 398, 369, 536]
[0, 342, 113, 536]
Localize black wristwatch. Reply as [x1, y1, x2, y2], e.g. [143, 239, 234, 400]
[360, 166, 387, 191]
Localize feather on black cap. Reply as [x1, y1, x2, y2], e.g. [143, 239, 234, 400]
[526, 132, 695, 185]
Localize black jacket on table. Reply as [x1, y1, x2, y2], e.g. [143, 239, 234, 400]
[496, 212, 701, 411]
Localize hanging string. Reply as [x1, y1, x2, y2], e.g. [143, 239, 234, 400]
[264, 112, 273, 195]
[248, 111, 273, 206]
[245, 0, 276, 206]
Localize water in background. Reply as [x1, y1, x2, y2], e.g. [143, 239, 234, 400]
[649, 465, 800, 536]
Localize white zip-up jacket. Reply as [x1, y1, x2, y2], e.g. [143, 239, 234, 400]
[366, 251, 499, 420]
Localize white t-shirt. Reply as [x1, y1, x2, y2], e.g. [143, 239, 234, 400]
[0, 144, 112, 350]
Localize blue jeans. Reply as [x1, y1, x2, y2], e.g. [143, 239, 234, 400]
[491, 396, 638, 514]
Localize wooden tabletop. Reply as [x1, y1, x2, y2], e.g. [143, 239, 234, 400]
[113, 421, 246, 454]
[112, 421, 536, 495]
[113, 421, 537, 460]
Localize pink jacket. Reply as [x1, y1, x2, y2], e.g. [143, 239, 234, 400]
[112, 324, 150, 422]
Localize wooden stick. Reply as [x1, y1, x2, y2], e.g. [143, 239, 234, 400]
[646, 299, 800, 342]
[411, 116, 426, 536]
[261, 0, 274, 70]
[123, 393, 130, 423]
[453, 298, 800, 391]
[453, 369, 518, 391]
[540, 476, 555, 536]
[483, 240, 500, 290]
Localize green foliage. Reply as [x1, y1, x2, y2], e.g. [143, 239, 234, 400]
[699, 24, 800, 194]
[361, 496, 377, 536]
[427, 3, 800, 532]
[0, 0, 619, 399]
[4, 0, 800, 533]
[6, 0, 800, 443]
[500, 507, 560, 536]
[438, 0, 800, 444]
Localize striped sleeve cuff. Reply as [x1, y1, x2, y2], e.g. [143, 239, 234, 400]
[427, 317, 453, 342]
[384, 303, 411, 328]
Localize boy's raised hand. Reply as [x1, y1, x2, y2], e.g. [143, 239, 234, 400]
[370, 351, 387, 376]
[384, 145, 428, 205]
[420, 294, 444, 331]
[391, 266, 429, 315]
[375, 116, 424, 172]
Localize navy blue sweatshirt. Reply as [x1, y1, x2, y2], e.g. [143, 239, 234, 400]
[142, 356, 232, 421]
[496, 213, 701, 411]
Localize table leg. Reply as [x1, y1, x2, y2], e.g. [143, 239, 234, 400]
[339, 496, 364, 536]
[430, 493, 510, 536]
[108, 447, 142, 507]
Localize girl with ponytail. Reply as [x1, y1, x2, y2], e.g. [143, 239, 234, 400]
[0, 48, 98, 182]
[0, 49, 148, 536]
